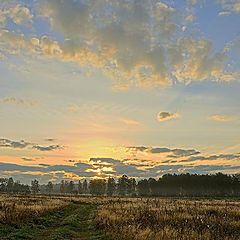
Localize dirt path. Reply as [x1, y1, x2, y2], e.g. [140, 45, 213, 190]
[32, 203, 103, 240]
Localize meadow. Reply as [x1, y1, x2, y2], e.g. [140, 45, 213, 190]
[0, 194, 240, 240]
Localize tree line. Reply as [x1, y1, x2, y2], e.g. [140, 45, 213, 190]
[1, 173, 240, 197]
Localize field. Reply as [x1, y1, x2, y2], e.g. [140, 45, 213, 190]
[0, 195, 240, 240]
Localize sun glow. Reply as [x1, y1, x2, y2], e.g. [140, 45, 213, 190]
[73, 138, 128, 160]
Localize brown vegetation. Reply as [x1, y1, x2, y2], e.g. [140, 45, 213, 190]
[95, 198, 240, 240]
[0, 194, 70, 224]
[0, 194, 240, 240]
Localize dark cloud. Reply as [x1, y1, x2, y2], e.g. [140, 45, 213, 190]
[0, 138, 31, 149]
[0, 138, 64, 152]
[0, 157, 239, 183]
[127, 146, 148, 152]
[169, 149, 201, 158]
[127, 146, 200, 157]
[147, 164, 240, 177]
[39, 164, 50, 167]
[181, 154, 240, 163]
[65, 160, 78, 163]
[32, 144, 64, 151]
[150, 147, 171, 153]
[157, 112, 180, 122]
[44, 138, 56, 142]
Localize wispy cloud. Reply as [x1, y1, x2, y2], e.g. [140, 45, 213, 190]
[210, 115, 235, 121]
[67, 105, 79, 111]
[0, 97, 38, 107]
[181, 153, 240, 163]
[121, 119, 140, 125]
[21, 157, 35, 162]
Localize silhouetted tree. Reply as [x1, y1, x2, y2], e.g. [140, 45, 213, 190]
[82, 179, 88, 194]
[78, 180, 83, 194]
[106, 177, 116, 196]
[67, 180, 75, 193]
[31, 179, 40, 194]
[89, 179, 106, 195]
[46, 181, 53, 194]
[7, 177, 14, 193]
[137, 179, 149, 196]
[117, 175, 129, 196]
[60, 180, 65, 193]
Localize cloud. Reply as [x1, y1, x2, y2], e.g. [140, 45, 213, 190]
[44, 138, 56, 142]
[21, 157, 35, 162]
[121, 119, 140, 125]
[157, 112, 180, 122]
[0, 151, 239, 183]
[0, 138, 65, 152]
[169, 149, 201, 157]
[185, 14, 196, 23]
[191, 0, 240, 14]
[217, 0, 240, 13]
[0, 0, 234, 90]
[0, 3, 33, 27]
[126, 146, 200, 157]
[5, 4, 33, 25]
[67, 105, 79, 111]
[0, 138, 30, 149]
[32, 144, 64, 152]
[182, 153, 240, 162]
[89, 158, 145, 177]
[210, 115, 235, 121]
[0, 97, 38, 107]
[218, 11, 231, 16]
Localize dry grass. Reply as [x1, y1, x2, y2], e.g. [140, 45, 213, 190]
[1, 195, 240, 240]
[95, 198, 240, 240]
[0, 194, 71, 224]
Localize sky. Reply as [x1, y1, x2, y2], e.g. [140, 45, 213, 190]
[0, 0, 240, 184]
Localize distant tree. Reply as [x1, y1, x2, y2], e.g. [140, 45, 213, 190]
[46, 181, 53, 194]
[60, 180, 65, 193]
[89, 179, 106, 195]
[127, 178, 136, 196]
[7, 177, 14, 193]
[117, 175, 129, 196]
[31, 179, 40, 194]
[82, 179, 88, 194]
[106, 177, 116, 196]
[137, 179, 150, 196]
[67, 181, 74, 193]
[0, 178, 7, 192]
[78, 180, 83, 194]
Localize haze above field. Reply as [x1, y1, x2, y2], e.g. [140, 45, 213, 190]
[0, 0, 240, 183]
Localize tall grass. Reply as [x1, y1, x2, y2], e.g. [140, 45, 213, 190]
[95, 198, 240, 240]
[1, 194, 240, 240]
[0, 194, 70, 224]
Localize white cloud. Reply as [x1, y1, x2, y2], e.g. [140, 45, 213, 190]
[218, 11, 231, 16]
